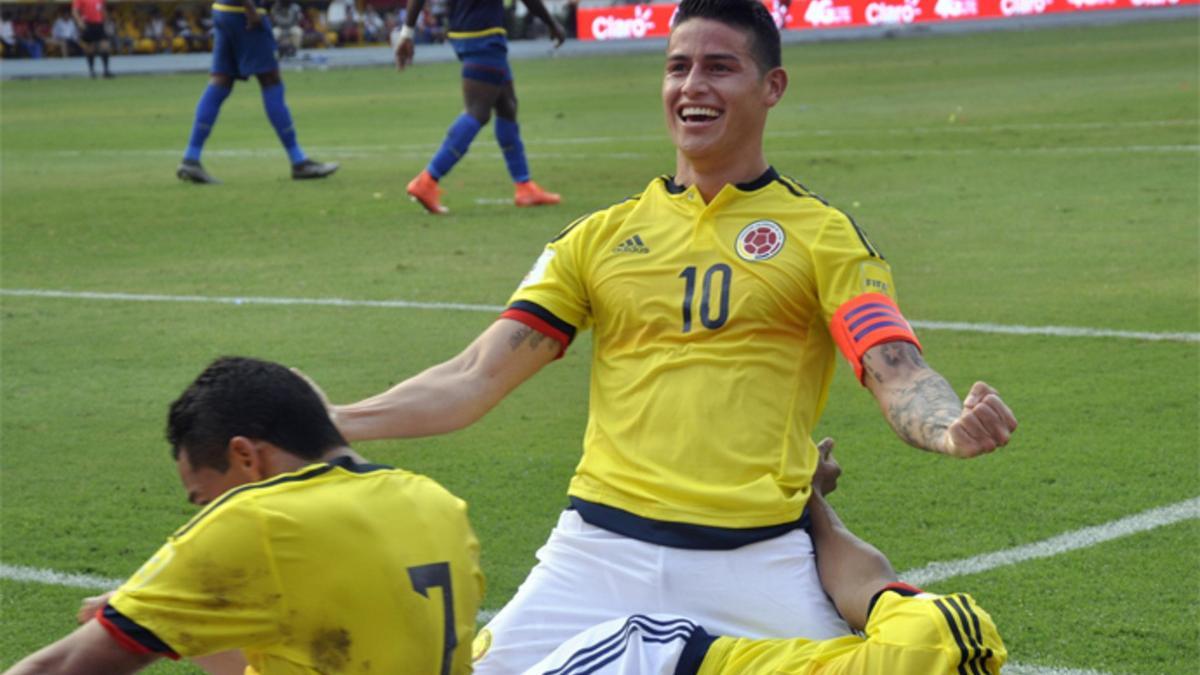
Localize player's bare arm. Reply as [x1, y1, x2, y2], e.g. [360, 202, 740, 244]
[807, 440, 897, 632]
[519, 0, 566, 46]
[393, 0, 426, 70]
[863, 341, 1017, 458]
[4, 620, 159, 675]
[332, 318, 560, 442]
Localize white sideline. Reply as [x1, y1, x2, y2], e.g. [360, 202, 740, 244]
[36, 143, 1200, 161]
[903, 496, 1200, 586]
[3, 288, 1198, 344]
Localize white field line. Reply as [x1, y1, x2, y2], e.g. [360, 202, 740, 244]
[903, 496, 1200, 587]
[0, 564, 123, 591]
[3, 288, 1197, 344]
[34, 144, 1200, 161]
[1004, 666, 1112, 675]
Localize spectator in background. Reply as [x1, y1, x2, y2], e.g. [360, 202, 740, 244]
[143, 6, 169, 53]
[172, 8, 206, 51]
[362, 5, 385, 42]
[49, 10, 81, 57]
[325, 0, 360, 45]
[271, 0, 303, 57]
[1, 12, 18, 57]
[13, 12, 45, 58]
[72, 0, 112, 76]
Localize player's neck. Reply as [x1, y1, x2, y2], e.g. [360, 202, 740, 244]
[673, 151, 770, 203]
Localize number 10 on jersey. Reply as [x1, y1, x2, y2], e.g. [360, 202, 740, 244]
[679, 264, 731, 333]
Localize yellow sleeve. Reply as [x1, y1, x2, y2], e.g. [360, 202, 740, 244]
[106, 500, 281, 658]
[810, 209, 898, 323]
[505, 213, 600, 335]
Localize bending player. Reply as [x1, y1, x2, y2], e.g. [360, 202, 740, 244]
[392, 0, 565, 213]
[175, 0, 338, 184]
[524, 440, 1007, 675]
[5, 357, 482, 675]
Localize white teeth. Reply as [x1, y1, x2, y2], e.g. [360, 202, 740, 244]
[680, 106, 720, 119]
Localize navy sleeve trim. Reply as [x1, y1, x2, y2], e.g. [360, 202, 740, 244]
[101, 604, 179, 657]
[506, 300, 578, 344]
[569, 497, 809, 550]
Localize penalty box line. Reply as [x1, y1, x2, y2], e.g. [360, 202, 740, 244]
[2, 288, 1198, 344]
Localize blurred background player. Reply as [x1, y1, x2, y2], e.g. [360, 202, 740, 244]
[71, 0, 112, 78]
[392, 0, 566, 214]
[524, 441, 1007, 675]
[312, 0, 1016, 671]
[176, 0, 338, 184]
[5, 357, 483, 675]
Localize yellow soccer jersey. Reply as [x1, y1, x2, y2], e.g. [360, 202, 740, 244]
[505, 169, 916, 532]
[696, 588, 1006, 675]
[101, 456, 484, 675]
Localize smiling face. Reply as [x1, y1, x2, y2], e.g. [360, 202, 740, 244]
[663, 17, 786, 175]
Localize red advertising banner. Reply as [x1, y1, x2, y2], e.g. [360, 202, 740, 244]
[576, 0, 1195, 40]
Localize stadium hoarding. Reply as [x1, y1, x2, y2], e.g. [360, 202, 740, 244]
[576, 0, 1197, 39]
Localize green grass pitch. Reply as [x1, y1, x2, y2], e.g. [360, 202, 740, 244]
[1, 17, 1197, 674]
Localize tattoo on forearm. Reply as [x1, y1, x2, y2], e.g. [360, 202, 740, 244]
[886, 372, 960, 449]
[865, 342, 959, 450]
[508, 325, 549, 352]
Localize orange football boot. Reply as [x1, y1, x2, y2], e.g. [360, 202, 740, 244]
[514, 181, 561, 207]
[407, 170, 449, 214]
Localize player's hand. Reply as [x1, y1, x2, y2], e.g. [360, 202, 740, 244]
[547, 19, 566, 48]
[77, 590, 116, 624]
[245, 7, 262, 30]
[812, 437, 841, 496]
[938, 382, 1017, 458]
[394, 34, 414, 70]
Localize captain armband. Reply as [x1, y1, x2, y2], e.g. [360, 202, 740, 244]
[830, 293, 922, 384]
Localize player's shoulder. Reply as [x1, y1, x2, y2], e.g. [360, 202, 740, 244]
[548, 183, 652, 245]
[171, 458, 428, 540]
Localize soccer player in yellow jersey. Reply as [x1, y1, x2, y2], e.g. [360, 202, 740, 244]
[6, 357, 484, 675]
[314, 0, 1017, 671]
[525, 441, 1007, 675]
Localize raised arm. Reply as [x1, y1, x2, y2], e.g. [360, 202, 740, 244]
[333, 318, 561, 442]
[862, 341, 1017, 458]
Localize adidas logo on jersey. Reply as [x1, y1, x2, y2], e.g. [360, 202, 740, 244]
[613, 235, 650, 254]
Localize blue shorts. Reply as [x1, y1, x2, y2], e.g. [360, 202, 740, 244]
[212, 9, 278, 80]
[450, 33, 512, 85]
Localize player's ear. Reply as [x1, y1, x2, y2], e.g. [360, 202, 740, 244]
[763, 66, 787, 108]
[227, 436, 266, 480]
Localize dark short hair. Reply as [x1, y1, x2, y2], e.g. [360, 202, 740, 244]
[672, 0, 782, 74]
[167, 356, 346, 471]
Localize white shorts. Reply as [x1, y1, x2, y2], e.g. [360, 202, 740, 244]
[473, 510, 850, 674]
[521, 614, 709, 675]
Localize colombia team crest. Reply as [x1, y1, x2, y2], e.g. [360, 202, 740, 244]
[735, 220, 786, 261]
